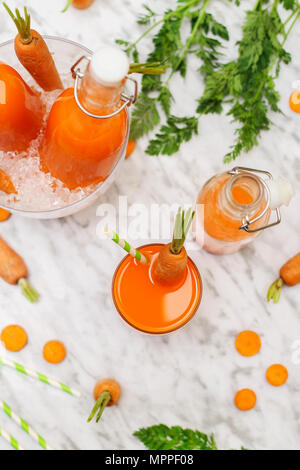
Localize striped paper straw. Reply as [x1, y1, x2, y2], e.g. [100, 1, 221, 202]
[0, 400, 54, 450]
[104, 226, 148, 264]
[0, 424, 25, 450]
[0, 356, 81, 398]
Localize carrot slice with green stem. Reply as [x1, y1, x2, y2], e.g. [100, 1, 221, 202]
[88, 379, 121, 423]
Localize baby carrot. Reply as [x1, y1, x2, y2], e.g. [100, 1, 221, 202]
[234, 389, 256, 411]
[154, 207, 194, 285]
[235, 331, 261, 357]
[267, 252, 300, 303]
[266, 364, 288, 387]
[0, 209, 11, 222]
[125, 140, 135, 159]
[0, 236, 39, 302]
[62, 0, 94, 12]
[4, 4, 63, 91]
[43, 341, 66, 364]
[88, 379, 121, 423]
[0, 325, 28, 352]
[0, 169, 17, 195]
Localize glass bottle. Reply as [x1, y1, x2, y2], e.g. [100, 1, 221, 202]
[40, 46, 131, 190]
[195, 167, 294, 255]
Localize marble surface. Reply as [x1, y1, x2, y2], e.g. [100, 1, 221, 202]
[0, 0, 299, 451]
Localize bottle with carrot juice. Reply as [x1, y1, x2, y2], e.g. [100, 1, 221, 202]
[39, 46, 132, 189]
[195, 167, 295, 255]
[0, 63, 43, 152]
[112, 208, 202, 334]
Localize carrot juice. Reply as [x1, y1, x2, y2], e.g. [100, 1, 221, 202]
[0, 63, 43, 152]
[195, 170, 271, 254]
[40, 47, 129, 189]
[112, 244, 202, 334]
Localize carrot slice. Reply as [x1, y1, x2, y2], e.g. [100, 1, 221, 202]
[0, 325, 28, 352]
[0, 169, 17, 195]
[0, 208, 11, 222]
[43, 340, 66, 364]
[266, 364, 288, 387]
[235, 330, 261, 357]
[125, 140, 135, 159]
[234, 389, 256, 411]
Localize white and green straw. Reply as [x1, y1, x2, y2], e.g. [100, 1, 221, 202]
[0, 356, 81, 398]
[0, 400, 53, 450]
[104, 226, 148, 264]
[0, 424, 24, 450]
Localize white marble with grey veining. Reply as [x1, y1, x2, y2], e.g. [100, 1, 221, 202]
[0, 0, 299, 451]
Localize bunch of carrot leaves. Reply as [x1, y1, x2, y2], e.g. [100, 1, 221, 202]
[118, 0, 300, 162]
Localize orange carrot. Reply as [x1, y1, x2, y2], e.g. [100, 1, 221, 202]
[234, 389, 256, 411]
[0, 236, 39, 302]
[4, 4, 63, 92]
[289, 90, 300, 113]
[62, 0, 94, 12]
[0, 325, 28, 352]
[235, 331, 261, 357]
[125, 140, 135, 159]
[266, 364, 288, 387]
[154, 207, 194, 285]
[0, 208, 11, 222]
[43, 340, 66, 364]
[88, 379, 121, 423]
[267, 252, 300, 303]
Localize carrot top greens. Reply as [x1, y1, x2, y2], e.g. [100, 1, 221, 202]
[171, 207, 195, 255]
[3, 3, 32, 44]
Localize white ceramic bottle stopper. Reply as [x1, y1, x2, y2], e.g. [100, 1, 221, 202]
[89, 46, 130, 85]
[268, 176, 295, 210]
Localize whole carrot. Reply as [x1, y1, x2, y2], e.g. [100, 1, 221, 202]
[4, 4, 63, 92]
[154, 207, 195, 285]
[62, 0, 94, 12]
[267, 252, 300, 303]
[0, 236, 39, 302]
[87, 379, 121, 424]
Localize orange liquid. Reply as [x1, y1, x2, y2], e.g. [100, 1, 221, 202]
[0, 63, 43, 152]
[198, 175, 266, 242]
[113, 244, 202, 334]
[40, 88, 128, 189]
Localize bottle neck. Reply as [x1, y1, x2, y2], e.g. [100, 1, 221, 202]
[219, 173, 266, 220]
[78, 65, 126, 116]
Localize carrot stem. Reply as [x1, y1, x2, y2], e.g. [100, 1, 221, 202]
[87, 391, 111, 423]
[62, 0, 73, 13]
[267, 278, 283, 303]
[171, 207, 195, 255]
[3, 3, 32, 44]
[18, 278, 40, 303]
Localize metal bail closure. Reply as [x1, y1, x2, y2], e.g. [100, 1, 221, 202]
[228, 166, 281, 233]
[70, 55, 138, 119]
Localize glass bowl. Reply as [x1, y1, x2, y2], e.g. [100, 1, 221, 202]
[0, 36, 129, 219]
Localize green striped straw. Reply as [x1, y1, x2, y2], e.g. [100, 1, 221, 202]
[0, 400, 54, 450]
[0, 356, 81, 398]
[104, 226, 148, 264]
[0, 424, 25, 450]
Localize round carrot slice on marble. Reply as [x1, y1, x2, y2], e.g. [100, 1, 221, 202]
[0, 324, 28, 351]
[43, 340, 66, 364]
[234, 389, 256, 411]
[235, 330, 261, 357]
[266, 364, 288, 387]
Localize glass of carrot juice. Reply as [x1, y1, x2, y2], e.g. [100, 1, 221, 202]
[112, 243, 202, 335]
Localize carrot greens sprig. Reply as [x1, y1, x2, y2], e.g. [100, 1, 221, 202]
[171, 207, 195, 255]
[3, 3, 32, 44]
